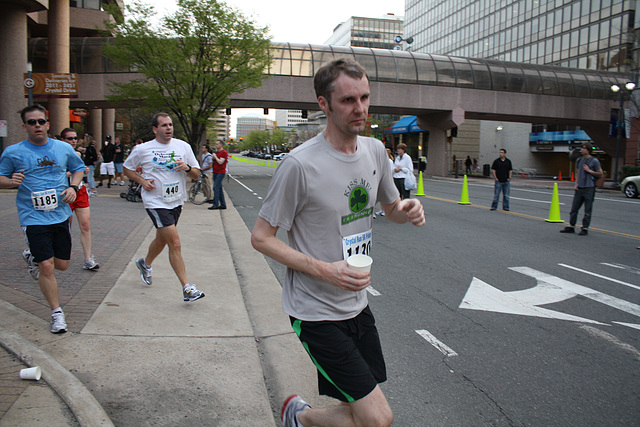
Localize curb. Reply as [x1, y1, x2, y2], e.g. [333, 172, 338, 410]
[0, 326, 114, 427]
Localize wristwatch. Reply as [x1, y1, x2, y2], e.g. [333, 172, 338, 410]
[69, 185, 79, 193]
[186, 165, 192, 173]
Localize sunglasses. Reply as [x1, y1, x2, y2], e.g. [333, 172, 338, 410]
[25, 119, 48, 126]
[65, 136, 79, 140]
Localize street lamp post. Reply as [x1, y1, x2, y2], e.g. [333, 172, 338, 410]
[610, 82, 636, 186]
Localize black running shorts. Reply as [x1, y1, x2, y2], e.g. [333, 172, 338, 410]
[23, 220, 72, 263]
[290, 305, 387, 403]
[145, 205, 183, 228]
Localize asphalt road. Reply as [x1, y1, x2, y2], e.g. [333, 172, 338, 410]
[225, 158, 640, 426]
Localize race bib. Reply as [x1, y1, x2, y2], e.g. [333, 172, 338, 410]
[342, 229, 372, 260]
[162, 181, 181, 202]
[31, 188, 58, 212]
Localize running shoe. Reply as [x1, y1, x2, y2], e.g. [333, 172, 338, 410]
[183, 284, 205, 302]
[50, 310, 67, 334]
[83, 256, 100, 271]
[22, 249, 39, 281]
[135, 258, 152, 285]
[281, 395, 310, 427]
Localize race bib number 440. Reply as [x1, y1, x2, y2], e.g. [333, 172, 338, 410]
[342, 229, 372, 260]
[162, 181, 181, 202]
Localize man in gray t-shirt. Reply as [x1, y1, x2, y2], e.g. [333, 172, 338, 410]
[252, 59, 425, 427]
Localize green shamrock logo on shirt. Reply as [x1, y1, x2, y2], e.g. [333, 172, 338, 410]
[349, 187, 369, 213]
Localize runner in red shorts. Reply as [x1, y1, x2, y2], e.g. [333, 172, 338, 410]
[61, 128, 100, 270]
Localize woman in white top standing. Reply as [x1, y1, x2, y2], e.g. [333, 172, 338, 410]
[393, 142, 413, 199]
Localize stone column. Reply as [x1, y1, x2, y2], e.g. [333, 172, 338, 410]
[88, 109, 103, 149]
[102, 108, 116, 146]
[47, 0, 70, 137]
[0, 3, 29, 146]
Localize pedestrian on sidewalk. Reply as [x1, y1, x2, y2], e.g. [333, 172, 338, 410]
[0, 104, 86, 334]
[208, 140, 228, 210]
[83, 134, 99, 196]
[560, 142, 602, 236]
[61, 128, 100, 271]
[393, 142, 413, 200]
[490, 148, 513, 211]
[251, 59, 425, 427]
[113, 136, 126, 186]
[123, 112, 205, 302]
[200, 143, 214, 203]
[98, 135, 115, 188]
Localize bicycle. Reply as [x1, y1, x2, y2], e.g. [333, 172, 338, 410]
[188, 171, 212, 205]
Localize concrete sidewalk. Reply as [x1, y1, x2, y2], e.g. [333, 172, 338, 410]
[0, 190, 324, 426]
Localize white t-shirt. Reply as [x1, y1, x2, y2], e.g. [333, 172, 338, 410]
[123, 138, 198, 209]
[259, 133, 399, 321]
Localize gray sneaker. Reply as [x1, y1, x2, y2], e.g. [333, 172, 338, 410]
[183, 284, 205, 302]
[135, 258, 152, 285]
[22, 249, 39, 281]
[83, 256, 100, 271]
[281, 395, 310, 427]
[50, 310, 67, 334]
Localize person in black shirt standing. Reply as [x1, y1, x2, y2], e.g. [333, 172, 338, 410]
[490, 148, 513, 211]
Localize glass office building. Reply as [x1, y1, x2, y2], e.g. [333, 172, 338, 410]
[325, 14, 404, 50]
[405, 0, 635, 72]
[404, 0, 638, 176]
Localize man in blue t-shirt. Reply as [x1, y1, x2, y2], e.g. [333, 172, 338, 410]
[0, 104, 85, 334]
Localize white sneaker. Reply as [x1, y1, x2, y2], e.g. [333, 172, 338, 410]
[50, 310, 67, 334]
[22, 249, 39, 280]
[183, 284, 205, 302]
[119, 180, 125, 186]
[281, 395, 310, 427]
[83, 256, 100, 271]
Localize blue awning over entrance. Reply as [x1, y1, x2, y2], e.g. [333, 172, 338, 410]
[387, 116, 426, 134]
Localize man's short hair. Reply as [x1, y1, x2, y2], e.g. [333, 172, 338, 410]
[581, 143, 593, 154]
[397, 142, 407, 151]
[314, 59, 369, 104]
[60, 128, 76, 139]
[500, 148, 507, 153]
[152, 113, 171, 128]
[20, 104, 47, 123]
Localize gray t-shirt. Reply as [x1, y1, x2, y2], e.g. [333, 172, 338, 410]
[576, 156, 601, 188]
[259, 133, 399, 321]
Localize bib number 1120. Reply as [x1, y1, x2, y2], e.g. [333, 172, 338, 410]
[342, 229, 372, 260]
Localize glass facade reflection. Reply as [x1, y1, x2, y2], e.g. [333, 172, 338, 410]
[325, 15, 404, 50]
[29, 38, 629, 100]
[405, 0, 635, 72]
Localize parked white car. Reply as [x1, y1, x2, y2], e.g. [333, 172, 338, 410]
[621, 175, 640, 198]
[273, 153, 288, 161]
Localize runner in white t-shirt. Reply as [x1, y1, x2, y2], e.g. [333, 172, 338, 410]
[123, 113, 205, 302]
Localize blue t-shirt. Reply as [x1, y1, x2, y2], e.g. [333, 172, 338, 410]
[0, 138, 86, 226]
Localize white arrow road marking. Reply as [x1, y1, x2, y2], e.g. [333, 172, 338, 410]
[511, 267, 640, 318]
[415, 330, 458, 357]
[460, 267, 640, 325]
[559, 263, 640, 291]
[459, 276, 605, 324]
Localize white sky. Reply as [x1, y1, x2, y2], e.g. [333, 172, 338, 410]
[139, 0, 406, 137]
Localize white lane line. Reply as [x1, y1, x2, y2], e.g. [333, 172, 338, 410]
[510, 196, 563, 205]
[580, 325, 640, 358]
[601, 263, 640, 275]
[366, 286, 381, 296]
[415, 329, 458, 357]
[558, 263, 640, 291]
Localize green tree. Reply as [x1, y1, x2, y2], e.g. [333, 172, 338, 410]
[103, 0, 271, 153]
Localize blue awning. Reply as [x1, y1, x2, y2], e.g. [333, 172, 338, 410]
[387, 116, 426, 134]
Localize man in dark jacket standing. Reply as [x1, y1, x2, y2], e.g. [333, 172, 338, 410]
[490, 148, 513, 211]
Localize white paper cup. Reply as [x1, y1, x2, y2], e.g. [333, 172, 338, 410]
[19, 366, 41, 381]
[347, 254, 373, 273]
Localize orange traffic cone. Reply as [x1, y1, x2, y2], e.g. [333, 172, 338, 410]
[558, 171, 562, 181]
[570, 171, 574, 182]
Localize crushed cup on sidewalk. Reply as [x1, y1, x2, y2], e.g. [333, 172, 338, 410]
[347, 254, 373, 273]
[19, 366, 41, 381]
